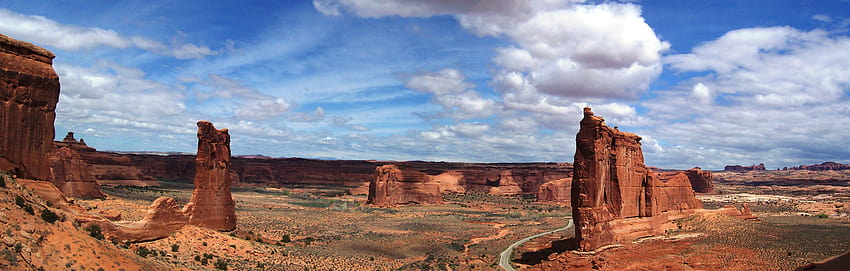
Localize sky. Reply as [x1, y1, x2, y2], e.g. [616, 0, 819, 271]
[2, 0, 849, 169]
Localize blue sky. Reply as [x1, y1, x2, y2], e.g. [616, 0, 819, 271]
[2, 0, 849, 169]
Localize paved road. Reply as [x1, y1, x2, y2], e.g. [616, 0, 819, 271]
[499, 218, 574, 271]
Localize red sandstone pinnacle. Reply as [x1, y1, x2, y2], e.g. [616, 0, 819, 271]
[367, 164, 442, 207]
[0, 34, 60, 180]
[571, 107, 702, 251]
[185, 121, 237, 231]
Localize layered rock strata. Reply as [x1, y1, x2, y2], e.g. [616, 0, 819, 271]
[76, 197, 188, 242]
[367, 164, 442, 207]
[0, 34, 60, 180]
[54, 132, 158, 187]
[48, 146, 105, 198]
[185, 121, 237, 231]
[537, 177, 572, 203]
[571, 107, 702, 251]
[684, 167, 715, 193]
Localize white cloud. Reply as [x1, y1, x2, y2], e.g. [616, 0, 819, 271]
[234, 98, 293, 120]
[812, 14, 833, 23]
[405, 69, 501, 119]
[0, 8, 216, 59]
[286, 107, 326, 122]
[690, 82, 712, 104]
[195, 74, 295, 120]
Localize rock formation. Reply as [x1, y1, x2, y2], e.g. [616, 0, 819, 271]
[537, 177, 572, 203]
[725, 164, 766, 171]
[185, 121, 236, 231]
[789, 162, 850, 171]
[367, 164, 442, 207]
[684, 167, 715, 193]
[48, 146, 105, 199]
[431, 170, 465, 193]
[52, 131, 158, 187]
[76, 197, 188, 242]
[0, 34, 60, 180]
[487, 170, 523, 195]
[571, 107, 702, 251]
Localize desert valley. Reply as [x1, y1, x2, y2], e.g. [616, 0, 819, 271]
[1, 32, 850, 270]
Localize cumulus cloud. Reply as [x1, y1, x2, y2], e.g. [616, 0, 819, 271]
[404, 69, 501, 119]
[642, 26, 850, 168]
[0, 8, 216, 59]
[195, 74, 294, 120]
[286, 107, 326, 122]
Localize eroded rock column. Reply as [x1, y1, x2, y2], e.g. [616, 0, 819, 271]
[186, 121, 236, 231]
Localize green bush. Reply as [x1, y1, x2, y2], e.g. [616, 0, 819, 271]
[171, 244, 179, 252]
[85, 225, 104, 240]
[136, 246, 152, 257]
[41, 209, 60, 224]
[14, 196, 26, 208]
[281, 234, 291, 243]
[0, 176, 6, 188]
[23, 205, 34, 215]
[816, 213, 829, 218]
[214, 258, 228, 270]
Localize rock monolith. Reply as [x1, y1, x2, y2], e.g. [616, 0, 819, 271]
[0, 34, 60, 180]
[185, 121, 236, 231]
[367, 164, 442, 207]
[571, 107, 702, 251]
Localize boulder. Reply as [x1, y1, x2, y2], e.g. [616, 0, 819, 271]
[185, 121, 236, 231]
[367, 165, 442, 207]
[571, 107, 702, 251]
[0, 34, 60, 180]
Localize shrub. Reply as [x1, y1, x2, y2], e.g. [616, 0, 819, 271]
[816, 213, 829, 218]
[0, 176, 5, 188]
[14, 243, 23, 253]
[171, 244, 179, 252]
[41, 209, 60, 224]
[85, 225, 104, 240]
[136, 246, 152, 257]
[14, 196, 26, 208]
[214, 258, 228, 270]
[200, 257, 209, 265]
[281, 234, 291, 243]
[23, 205, 34, 215]
[202, 241, 208, 246]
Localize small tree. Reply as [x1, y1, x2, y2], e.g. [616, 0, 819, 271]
[41, 209, 60, 224]
[85, 224, 104, 240]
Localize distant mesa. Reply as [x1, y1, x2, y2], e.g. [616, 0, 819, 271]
[367, 164, 443, 207]
[571, 107, 703, 251]
[787, 162, 850, 171]
[52, 131, 158, 192]
[724, 163, 766, 172]
[0, 33, 61, 180]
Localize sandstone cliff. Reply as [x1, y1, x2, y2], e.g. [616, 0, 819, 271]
[571, 107, 702, 251]
[53, 131, 158, 187]
[537, 177, 572, 203]
[185, 121, 236, 231]
[789, 162, 850, 171]
[367, 165, 442, 207]
[48, 146, 105, 199]
[684, 167, 715, 193]
[0, 34, 60, 180]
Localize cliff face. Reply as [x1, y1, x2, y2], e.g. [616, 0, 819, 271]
[0, 34, 60, 180]
[789, 162, 850, 171]
[53, 132, 158, 187]
[571, 107, 702, 251]
[367, 165, 442, 207]
[537, 177, 572, 203]
[185, 121, 236, 231]
[684, 167, 715, 193]
[48, 146, 105, 199]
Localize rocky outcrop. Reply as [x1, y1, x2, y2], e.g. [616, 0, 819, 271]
[48, 146, 105, 199]
[789, 162, 850, 171]
[367, 165, 442, 207]
[537, 177, 571, 203]
[684, 167, 715, 193]
[0, 34, 60, 180]
[571, 107, 702, 251]
[432, 170, 465, 193]
[725, 164, 766, 171]
[53, 132, 158, 187]
[487, 170, 523, 195]
[77, 197, 188, 242]
[185, 121, 236, 231]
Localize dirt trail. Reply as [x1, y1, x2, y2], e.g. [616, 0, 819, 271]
[462, 223, 510, 262]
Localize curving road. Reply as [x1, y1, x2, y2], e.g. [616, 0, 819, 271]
[499, 218, 574, 271]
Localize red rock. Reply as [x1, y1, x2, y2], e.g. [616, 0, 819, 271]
[53, 132, 158, 187]
[77, 197, 188, 242]
[48, 146, 105, 199]
[0, 34, 60, 180]
[367, 165, 442, 207]
[684, 167, 715, 193]
[571, 107, 702, 251]
[184, 121, 236, 231]
[789, 162, 850, 171]
[537, 177, 572, 203]
[487, 170, 523, 195]
[724, 164, 766, 171]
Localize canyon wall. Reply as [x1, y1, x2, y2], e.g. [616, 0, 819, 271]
[725, 164, 766, 171]
[788, 162, 850, 171]
[367, 165, 442, 207]
[53, 132, 158, 187]
[0, 34, 60, 180]
[185, 121, 236, 231]
[684, 167, 715, 193]
[537, 177, 572, 203]
[48, 146, 105, 198]
[571, 107, 702, 251]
